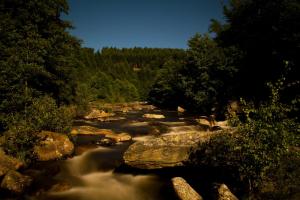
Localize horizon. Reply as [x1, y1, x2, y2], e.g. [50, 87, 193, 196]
[63, 0, 228, 51]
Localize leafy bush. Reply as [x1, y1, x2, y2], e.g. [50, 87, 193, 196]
[3, 120, 39, 164]
[3, 96, 74, 162]
[190, 81, 299, 198]
[25, 96, 74, 133]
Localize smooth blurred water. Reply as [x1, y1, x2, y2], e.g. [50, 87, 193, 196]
[37, 109, 196, 200]
[41, 145, 173, 200]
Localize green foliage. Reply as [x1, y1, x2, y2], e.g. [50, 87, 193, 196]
[74, 47, 186, 104]
[3, 96, 74, 162]
[3, 122, 39, 164]
[181, 34, 239, 115]
[149, 34, 239, 117]
[25, 96, 74, 133]
[73, 83, 92, 117]
[0, 0, 80, 131]
[190, 80, 299, 198]
[213, 0, 300, 101]
[148, 59, 184, 108]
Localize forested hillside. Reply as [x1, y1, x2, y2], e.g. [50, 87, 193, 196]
[74, 47, 185, 103]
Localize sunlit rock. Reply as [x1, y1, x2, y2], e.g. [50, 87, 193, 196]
[177, 106, 185, 113]
[105, 132, 132, 142]
[34, 131, 74, 161]
[1, 170, 32, 194]
[124, 131, 214, 169]
[216, 120, 231, 130]
[84, 108, 115, 119]
[196, 116, 216, 129]
[172, 177, 203, 200]
[218, 184, 239, 200]
[142, 114, 165, 119]
[0, 149, 24, 177]
[71, 126, 114, 135]
[97, 116, 126, 122]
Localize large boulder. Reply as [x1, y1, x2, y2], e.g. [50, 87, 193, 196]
[1, 170, 32, 194]
[172, 177, 203, 200]
[84, 108, 115, 119]
[71, 126, 114, 135]
[123, 131, 215, 169]
[34, 131, 74, 161]
[0, 149, 24, 177]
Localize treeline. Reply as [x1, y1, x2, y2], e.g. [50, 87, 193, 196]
[74, 47, 185, 103]
[149, 0, 299, 119]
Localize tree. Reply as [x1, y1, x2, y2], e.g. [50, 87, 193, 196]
[148, 59, 184, 109]
[213, 0, 300, 102]
[149, 34, 239, 117]
[0, 0, 80, 130]
[180, 34, 239, 116]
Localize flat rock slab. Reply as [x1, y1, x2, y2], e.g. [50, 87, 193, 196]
[71, 126, 114, 135]
[172, 177, 203, 200]
[123, 131, 214, 169]
[143, 114, 165, 119]
[105, 132, 132, 142]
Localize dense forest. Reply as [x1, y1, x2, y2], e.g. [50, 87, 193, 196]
[0, 0, 299, 199]
[75, 47, 185, 103]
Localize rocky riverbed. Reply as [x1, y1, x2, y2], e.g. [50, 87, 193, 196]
[0, 102, 238, 200]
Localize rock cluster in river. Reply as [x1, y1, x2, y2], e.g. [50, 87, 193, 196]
[84, 108, 115, 120]
[171, 177, 239, 200]
[1, 170, 32, 194]
[0, 131, 75, 194]
[0, 149, 24, 177]
[0, 149, 32, 194]
[71, 125, 132, 143]
[91, 102, 155, 113]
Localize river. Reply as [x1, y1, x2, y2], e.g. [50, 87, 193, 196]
[30, 106, 201, 200]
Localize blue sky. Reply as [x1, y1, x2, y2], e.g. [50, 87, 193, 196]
[64, 0, 228, 50]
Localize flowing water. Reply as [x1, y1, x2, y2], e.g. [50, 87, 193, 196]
[41, 145, 172, 200]
[32, 108, 201, 200]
